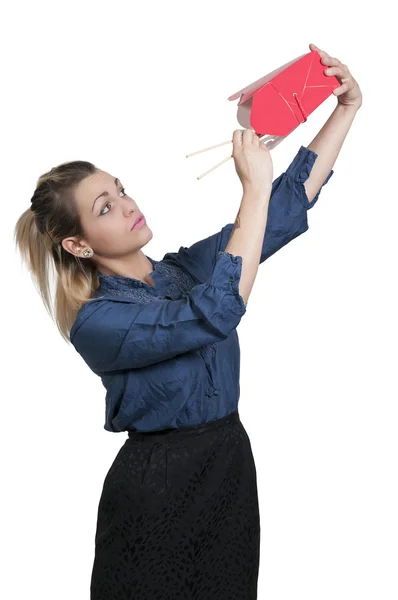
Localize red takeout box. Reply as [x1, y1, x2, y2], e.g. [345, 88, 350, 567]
[228, 49, 340, 137]
[186, 49, 342, 179]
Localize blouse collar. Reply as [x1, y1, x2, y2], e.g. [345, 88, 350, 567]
[97, 255, 161, 294]
[95, 254, 195, 302]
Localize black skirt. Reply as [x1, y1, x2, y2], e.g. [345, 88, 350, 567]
[90, 410, 261, 600]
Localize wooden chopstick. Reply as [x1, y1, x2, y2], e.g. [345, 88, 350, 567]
[185, 139, 232, 158]
[186, 133, 277, 180]
[197, 155, 234, 180]
[186, 132, 269, 158]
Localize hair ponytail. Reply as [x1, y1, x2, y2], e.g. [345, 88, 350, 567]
[14, 161, 100, 344]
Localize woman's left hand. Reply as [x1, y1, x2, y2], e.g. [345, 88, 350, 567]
[309, 43, 362, 110]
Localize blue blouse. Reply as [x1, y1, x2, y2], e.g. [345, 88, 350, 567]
[70, 146, 333, 433]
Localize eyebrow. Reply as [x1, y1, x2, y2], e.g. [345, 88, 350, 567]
[92, 178, 120, 212]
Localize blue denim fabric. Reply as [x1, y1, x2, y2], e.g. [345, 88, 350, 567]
[70, 146, 333, 432]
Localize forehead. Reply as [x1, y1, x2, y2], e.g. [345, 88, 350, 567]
[78, 170, 112, 195]
[75, 170, 116, 210]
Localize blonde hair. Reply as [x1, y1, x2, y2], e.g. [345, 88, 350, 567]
[14, 160, 101, 344]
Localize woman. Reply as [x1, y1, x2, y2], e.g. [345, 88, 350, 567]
[14, 44, 361, 599]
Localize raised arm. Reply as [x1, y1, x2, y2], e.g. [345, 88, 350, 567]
[166, 43, 362, 286]
[165, 145, 333, 285]
[305, 42, 362, 202]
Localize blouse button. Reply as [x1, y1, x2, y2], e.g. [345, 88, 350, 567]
[213, 388, 220, 396]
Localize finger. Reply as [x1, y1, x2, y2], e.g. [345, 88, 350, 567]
[233, 129, 244, 148]
[325, 66, 349, 78]
[243, 128, 254, 144]
[251, 130, 260, 146]
[333, 81, 351, 96]
[321, 56, 341, 67]
[309, 43, 328, 57]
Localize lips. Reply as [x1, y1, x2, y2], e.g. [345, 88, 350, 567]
[131, 214, 144, 230]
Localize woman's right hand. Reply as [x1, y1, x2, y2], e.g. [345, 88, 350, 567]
[232, 129, 273, 193]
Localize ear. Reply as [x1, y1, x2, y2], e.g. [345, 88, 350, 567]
[61, 237, 89, 258]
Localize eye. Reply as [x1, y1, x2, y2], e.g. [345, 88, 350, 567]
[99, 188, 128, 216]
[99, 202, 111, 216]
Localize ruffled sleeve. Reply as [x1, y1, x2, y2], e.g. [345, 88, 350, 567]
[285, 145, 334, 209]
[70, 250, 247, 373]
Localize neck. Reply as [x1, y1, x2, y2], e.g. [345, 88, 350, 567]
[97, 251, 155, 283]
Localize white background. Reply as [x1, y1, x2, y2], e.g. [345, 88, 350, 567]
[2, 0, 397, 598]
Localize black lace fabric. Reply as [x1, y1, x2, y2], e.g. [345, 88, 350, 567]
[90, 411, 261, 599]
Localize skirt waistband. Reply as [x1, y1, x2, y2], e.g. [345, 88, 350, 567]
[127, 410, 240, 443]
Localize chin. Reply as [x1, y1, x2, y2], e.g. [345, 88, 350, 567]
[137, 225, 153, 245]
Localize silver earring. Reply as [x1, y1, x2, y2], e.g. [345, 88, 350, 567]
[82, 248, 93, 258]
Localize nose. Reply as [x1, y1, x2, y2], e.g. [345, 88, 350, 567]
[122, 200, 138, 216]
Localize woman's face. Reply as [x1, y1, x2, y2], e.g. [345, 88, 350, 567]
[64, 169, 152, 260]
